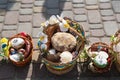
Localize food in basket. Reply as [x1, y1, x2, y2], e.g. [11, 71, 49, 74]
[37, 15, 85, 74]
[51, 32, 77, 52]
[60, 51, 73, 64]
[10, 38, 25, 49]
[88, 42, 114, 73]
[91, 51, 108, 68]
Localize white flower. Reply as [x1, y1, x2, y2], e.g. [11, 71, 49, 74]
[38, 32, 48, 43]
[113, 42, 120, 52]
[59, 22, 68, 32]
[60, 51, 73, 64]
[49, 15, 59, 25]
[40, 44, 47, 50]
[48, 49, 56, 54]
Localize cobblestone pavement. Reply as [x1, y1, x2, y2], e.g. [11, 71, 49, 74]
[0, 0, 120, 80]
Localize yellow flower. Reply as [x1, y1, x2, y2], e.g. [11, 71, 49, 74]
[0, 38, 8, 44]
[0, 38, 9, 57]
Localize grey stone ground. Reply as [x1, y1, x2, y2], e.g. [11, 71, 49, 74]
[0, 0, 120, 80]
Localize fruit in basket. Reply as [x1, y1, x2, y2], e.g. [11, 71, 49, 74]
[51, 32, 77, 52]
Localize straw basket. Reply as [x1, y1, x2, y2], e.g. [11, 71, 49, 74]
[8, 33, 33, 66]
[111, 29, 120, 71]
[87, 42, 114, 73]
[39, 17, 85, 75]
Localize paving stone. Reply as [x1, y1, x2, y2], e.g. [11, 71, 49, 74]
[90, 24, 103, 29]
[112, 1, 120, 13]
[46, 0, 59, 8]
[85, 31, 90, 37]
[60, 0, 71, 1]
[103, 21, 119, 36]
[33, 39, 39, 50]
[18, 23, 32, 35]
[99, 0, 110, 3]
[0, 4, 7, 9]
[60, 2, 72, 10]
[21, 4, 33, 8]
[85, 0, 98, 5]
[90, 29, 105, 37]
[102, 16, 115, 21]
[0, 0, 7, 4]
[34, 0, 45, 7]
[19, 15, 32, 22]
[99, 3, 111, 9]
[80, 22, 89, 31]
[0, 23, 3, 32]
[9, 0, 21, 2]
[61, 11, 73, 19]
[22, 0, 33, 3]
[73, 3, 85, 8]
[89, 37, 101, 45]
[116, 14, 120, 22]
[101, 37, 110, 45]
[7, 2, 20, 10]
[33, 13, 46, 27]
[86, 5, 99, 10]
[3, 25, 17, 30]
[20, 9, 32, 15]
[33, 7, 46, 13]
[0, 9, 6, 16]
[2, 30, 16, 37]
[0, 63, 15, 79]
[32, 50, 41, 63]
[32, 28, 41, 38]
[88, 10, 101, 23]
[101, 10, 114, 16]
[0, 16, 4, 22]
[73, 8, 86, 14]
[47, 9, 59, 15]
[5, 11, 19, 25]
[74, 15, 87, 22]
[72, 0, 84, 3]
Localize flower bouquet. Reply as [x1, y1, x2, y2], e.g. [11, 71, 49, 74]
[37, 15, 85, 75]
[111, 29, 120, 71]
[87, 42, 114, 73]
[0, 32, 33, 66]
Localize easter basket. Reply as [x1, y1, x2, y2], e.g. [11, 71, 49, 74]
[110, 29, 120, 71]
[8, 32, 33, 66]
[38, 15, 85, 75]
[87, 42, 114, 73]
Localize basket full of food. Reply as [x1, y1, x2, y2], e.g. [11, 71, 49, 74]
[0, 32, 33, 66]
[87, 42, 114, 73]
[37, 15, 85, 75]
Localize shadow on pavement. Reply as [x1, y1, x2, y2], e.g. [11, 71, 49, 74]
[42, 0, 65, 19]
[0, 0, 16, 11]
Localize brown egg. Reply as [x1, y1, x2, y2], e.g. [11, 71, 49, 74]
[46, 54, 60, 63]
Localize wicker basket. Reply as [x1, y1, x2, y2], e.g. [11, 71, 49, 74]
[39, 17, 85, 75]
[87, 42, 114, 73]
[111, 29, 120, 71]
[8, 33, 33, 66]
